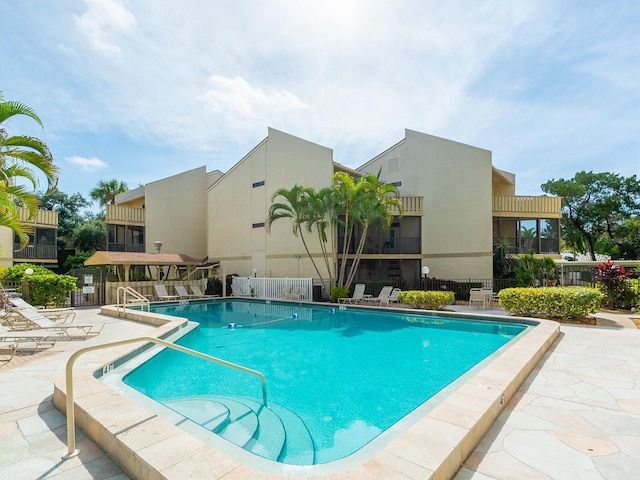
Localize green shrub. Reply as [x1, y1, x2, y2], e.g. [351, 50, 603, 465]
[0, 263, 52, 282]
[330, 286, 349, 303]
[498, 287, 604, 320]
[398, 290, 455, 310]
[29, 274, 77, 307]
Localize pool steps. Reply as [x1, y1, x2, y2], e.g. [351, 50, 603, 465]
[165, 394, 315, 465]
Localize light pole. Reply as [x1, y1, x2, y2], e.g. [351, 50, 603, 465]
[421, 266, 429, 290]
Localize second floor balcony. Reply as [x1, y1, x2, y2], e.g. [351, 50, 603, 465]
[492, 195, 562, 218]
[106, 204, 145, 225]
[13, 243, 57, 260]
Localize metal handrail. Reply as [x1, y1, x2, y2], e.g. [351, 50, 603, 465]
[116, 286, 150, 315]
[62, 336, 268, 459]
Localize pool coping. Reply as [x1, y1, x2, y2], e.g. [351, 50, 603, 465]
[52, 302, 560, 479]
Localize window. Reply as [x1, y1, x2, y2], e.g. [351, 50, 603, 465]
[252, 222, 265, 228]
[252, 180, 265, 188]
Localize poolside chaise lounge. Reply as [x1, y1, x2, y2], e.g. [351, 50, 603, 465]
[0, 326, 61, 353]
[190, 285, 214, 298]
[383, 288, 402, 307]
[153, 284, 180, 301]
[174, 285, 197, 299]
[6, 299, 104, 340]
[0, 340, 18, 361]
[35, 306, 77, 323]
[231, 283, 250, 297]
[338, 283, 366, 304]
[363, 285, 394, 306]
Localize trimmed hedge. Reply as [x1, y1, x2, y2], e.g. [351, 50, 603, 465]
[398, 290, 455, 310]
[498, 287, 604, 320]
[29, 274, 77, 307]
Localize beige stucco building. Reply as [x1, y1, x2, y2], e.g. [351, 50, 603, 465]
[0, 207, 59, 270]
[105, 127, 561, 288]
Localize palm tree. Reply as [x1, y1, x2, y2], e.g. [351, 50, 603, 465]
[0, 91, 59, 246]
[267, 185, 328, 284]
[333, 171, 401, 289]
[89, 179, 129, 207]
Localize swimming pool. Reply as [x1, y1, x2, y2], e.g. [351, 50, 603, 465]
[118, 299, 527, 466]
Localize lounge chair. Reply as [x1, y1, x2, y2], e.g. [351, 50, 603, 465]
[338, 284, 366, 304]
[0, 341, 18, 362]
[174, 285, 197, 299]
[7, 299, 104, 340]
[383, 288, 402, 307]
[0, 326, 61, 353]
[36, 306, 76, 323]
[231, 283, 249, 297]
[469, 288, 487, 309]
[153, 284, 180, 301]
[190, 285, 213, 298]
[278, 285, 292, 300]
[363, 286, 394, 306]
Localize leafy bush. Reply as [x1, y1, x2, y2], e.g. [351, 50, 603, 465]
[29, 274, 77, 307]
[62, 254, 91, 272]
[595, 260, 632, 309]
[515, 253, 557, 287]
[498, 287, 604, 320]
[330, 286, 350, 303]
[0, 263, 52, 282]
[398, 290, 455, 310]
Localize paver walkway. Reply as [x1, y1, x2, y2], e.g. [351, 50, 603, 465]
[1, 306, 638, 479]
[456, 322, 640, 480]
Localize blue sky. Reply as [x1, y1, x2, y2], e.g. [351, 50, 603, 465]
[1, 0, 638, 206]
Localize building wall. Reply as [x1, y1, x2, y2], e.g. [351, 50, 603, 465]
[144, 166, 208, 260]
[358, 129, 493, 280]
[208, 128, 335, 279]
[0, 226, 14, 269]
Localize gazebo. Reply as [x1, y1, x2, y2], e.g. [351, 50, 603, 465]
[83, 251, 204, 282]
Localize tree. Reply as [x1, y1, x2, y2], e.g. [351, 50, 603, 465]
[73, 219, 106, 253]
[493, 236, 516, 279]
[267, 185, 329, 285]
[0, 91, 59, 246]
[37, 188, 91, 249]
[267, 172, 402, 294]
[542, 172, 640, 260]
[333, 171, 401, 289]
[89, 179, 128, 207]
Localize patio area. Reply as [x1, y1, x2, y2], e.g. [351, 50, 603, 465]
[0, 305, 638, 479]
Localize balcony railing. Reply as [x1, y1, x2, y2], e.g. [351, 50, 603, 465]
[389, 196, 423, 216]
[492, 195, 562, 218]
[106, 205, 145, 225]
[499, 237, 561, 255]
[13, 244, 57, 260]
[107, 242, 146, 253]
[16, 207, 58, 226]
[338, 236, 421, 255]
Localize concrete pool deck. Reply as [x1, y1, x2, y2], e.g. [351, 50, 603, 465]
[1, 305, 639, 479]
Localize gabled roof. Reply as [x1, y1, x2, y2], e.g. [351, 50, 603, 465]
[84, 251, 202, 267]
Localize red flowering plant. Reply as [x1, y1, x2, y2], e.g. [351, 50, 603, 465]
[594, 260, 632, 309]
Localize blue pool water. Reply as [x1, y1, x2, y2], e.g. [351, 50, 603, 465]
[122, 300, 527, 465]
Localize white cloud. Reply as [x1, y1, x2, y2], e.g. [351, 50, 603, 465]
[201, 75, 307, 126]
[2, 0, 637, 195]
[74, 0, 136, 57]
[67, 156, 108, 172]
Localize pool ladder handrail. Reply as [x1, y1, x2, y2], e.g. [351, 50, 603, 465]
[116, 286, 150, 316]
[62, 336, 268, 459]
